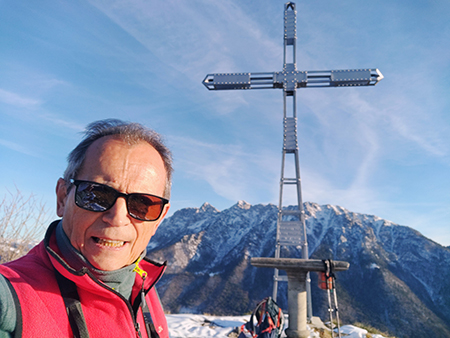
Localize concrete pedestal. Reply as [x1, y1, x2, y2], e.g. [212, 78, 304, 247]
[251, 258, 349, 338]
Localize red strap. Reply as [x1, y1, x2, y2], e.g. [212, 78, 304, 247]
[277, 308, 282, 327]
[257, 302, 266, 326]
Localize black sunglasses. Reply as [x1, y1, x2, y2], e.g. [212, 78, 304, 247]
[70, 179, 169, 222]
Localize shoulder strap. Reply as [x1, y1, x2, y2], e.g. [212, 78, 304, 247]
[4, 277, 23, 338]
[140, 290, 160, 338]
[54, 269, 90, 338]
[132, 274, 160, 338]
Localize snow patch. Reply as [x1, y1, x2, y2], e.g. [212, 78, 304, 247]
[198, 202, 219, 213]
[235, 200, 252, 210]
[370, 263, 380, 270]
[166, 315, 389, 338]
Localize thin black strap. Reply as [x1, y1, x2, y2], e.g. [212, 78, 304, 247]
[4, 277, 23, 338]
[140, 288, 160, 338]
[132, 277, 160, 338]
[54, 270, 90, 338]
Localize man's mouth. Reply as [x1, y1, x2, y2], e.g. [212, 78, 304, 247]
[93, 237, 125, 248]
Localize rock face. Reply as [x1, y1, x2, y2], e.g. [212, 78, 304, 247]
[147, 201, 450, 338]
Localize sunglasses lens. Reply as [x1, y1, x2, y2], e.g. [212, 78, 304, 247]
[75, 181, 115, 212]
[73, 180, 167, 221]
[128, 194, 165, 221]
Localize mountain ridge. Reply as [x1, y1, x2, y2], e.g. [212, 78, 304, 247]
[147, 201, 450, 338]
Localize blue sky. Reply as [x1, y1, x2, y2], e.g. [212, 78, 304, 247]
[1, 1, 449, 245]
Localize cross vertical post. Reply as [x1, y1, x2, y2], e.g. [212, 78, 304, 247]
[202, 1, 383, 321]
[273, 2, 311, 318]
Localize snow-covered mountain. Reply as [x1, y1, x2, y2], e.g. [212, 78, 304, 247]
[147, 201, 450, 338]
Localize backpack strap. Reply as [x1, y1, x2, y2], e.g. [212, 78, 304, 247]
[132, 275, 160, 338]
[140, 289, 160, 338]
[54, 269, 90, 338]
[3, 277, 23, 338]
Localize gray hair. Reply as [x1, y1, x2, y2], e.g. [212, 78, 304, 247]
[63, 119, 173, 199]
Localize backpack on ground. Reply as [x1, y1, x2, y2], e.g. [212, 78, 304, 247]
[238, 297, 285, 338]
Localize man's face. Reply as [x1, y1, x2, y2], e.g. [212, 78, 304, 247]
[56, 136, 170, 271]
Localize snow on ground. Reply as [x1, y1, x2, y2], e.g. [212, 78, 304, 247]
[166, 314, 388, 338]
[339, 325, 386, 338]
[167, 314, 248, 338]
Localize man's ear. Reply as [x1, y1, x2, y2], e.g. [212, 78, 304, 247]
[160, 202, 170, 221]
[56, 178, 68, 217]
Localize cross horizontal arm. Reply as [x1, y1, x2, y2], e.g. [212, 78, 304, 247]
[202, 68, 383, 91]
[304, 69, 384, 87]
[202, 72, 274, 90]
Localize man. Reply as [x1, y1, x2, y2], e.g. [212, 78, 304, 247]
[0, 119, 172, 338]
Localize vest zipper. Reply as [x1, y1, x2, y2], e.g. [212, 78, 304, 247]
[133, 259, 149, 338]
[80, 269, 147, 338]
[135, 322, 143, 338]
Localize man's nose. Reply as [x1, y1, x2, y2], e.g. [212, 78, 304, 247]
[102, 197, 130, 226]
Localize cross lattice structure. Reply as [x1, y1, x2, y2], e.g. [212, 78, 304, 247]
[202, 2, 383, 319]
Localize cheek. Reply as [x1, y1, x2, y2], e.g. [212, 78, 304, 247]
[62, 207, 96, 250]
[133, 224, 158, 250]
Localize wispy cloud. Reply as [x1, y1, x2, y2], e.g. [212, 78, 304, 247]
[39, 113, 85, 132]
[379, 90, 449, 159]
[0, 139, 40, 157]
[170, 135, 278, 203]
[0, 88, 41, 108]
[86, 0, 281, 113]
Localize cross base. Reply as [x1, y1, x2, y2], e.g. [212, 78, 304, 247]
[251, 258, 350, 338]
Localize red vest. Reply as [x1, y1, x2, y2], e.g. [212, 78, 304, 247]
[0, 222, 168, 338]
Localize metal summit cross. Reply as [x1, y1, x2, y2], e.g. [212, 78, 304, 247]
[202, 2, 383, 319]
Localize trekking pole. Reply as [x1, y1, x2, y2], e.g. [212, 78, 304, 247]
[328, 259, 341, 338]
[324, 260, 335, 338]
[332, 281, 341, 338]
[327, 288, 335, 338]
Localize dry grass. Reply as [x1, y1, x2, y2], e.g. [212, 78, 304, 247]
[0, 189, 49, 264]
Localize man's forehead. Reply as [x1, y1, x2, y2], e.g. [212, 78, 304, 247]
[82, 136, 165, 176]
